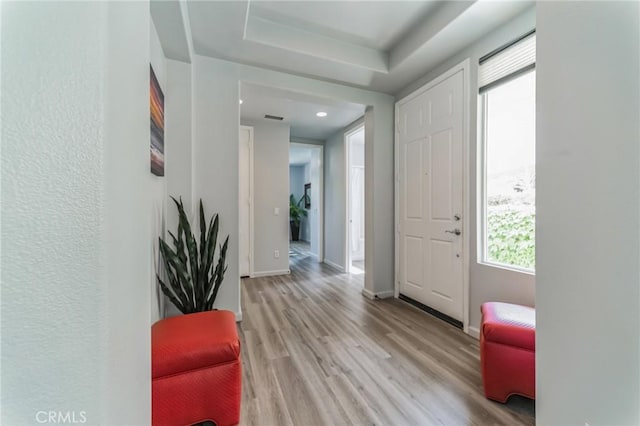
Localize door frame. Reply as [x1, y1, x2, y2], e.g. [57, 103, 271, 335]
[239, 125, 254, 277]
[393, 59, 471, 334]
[290, 142, 324, 263]
[344, 123, 366, 273]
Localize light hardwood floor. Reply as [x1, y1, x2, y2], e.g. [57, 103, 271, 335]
[238, 252, 535, 426]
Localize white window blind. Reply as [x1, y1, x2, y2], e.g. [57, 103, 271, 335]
[479, 30, 536, 92]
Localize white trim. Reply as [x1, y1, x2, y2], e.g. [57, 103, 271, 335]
[362, 288, 376, 300]
[235, 310, 243, 322]
[394, 58, 472, 335]
[290, 142, 324, 263]
[394, 105, 400, 299]
[462, 58, 471, 336]
[374, 290, 394, 299]
[239, 125, 255, 278]
[344, 123, 366, 274]
[323, 259, 345, 272]
[251, 269, 291, 278]
[362, 288, 394, 300]
[468, 326, 480, 340]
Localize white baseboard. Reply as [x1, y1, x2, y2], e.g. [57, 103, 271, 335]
[362, 288, 376, 299]
[251, 269, 290, 278]
[375, 290, 395, 299]
[468, 326, 480, 339]
[323, 259, 345, 272]
[235, 310, 243, 322]
[362, 288, 394, 300]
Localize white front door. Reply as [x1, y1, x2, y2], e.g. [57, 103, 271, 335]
[398, 70, 464, 321]
[239, 126, 252, 277]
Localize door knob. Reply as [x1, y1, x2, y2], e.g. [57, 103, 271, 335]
[445, 229, 461, 236]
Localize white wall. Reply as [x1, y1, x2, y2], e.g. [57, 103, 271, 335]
[192, 57, 242, 317]
[536, 2, 640, 424]
[242, 119, 291, 275]
[165, 59, 193, 230]
[324, 118, 364, 270]
[192, 55, 394, 307]
[160, 58, 193, 319]
[2, 2, 150, 423]
[307, 151, 321, 258]
[396, 6, 536, 333]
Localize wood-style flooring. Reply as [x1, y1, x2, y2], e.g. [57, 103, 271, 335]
[238, 251, 535, 426]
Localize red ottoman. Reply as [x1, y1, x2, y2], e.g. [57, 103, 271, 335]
[152, 310, 241, 426]
[480, 302, 535, 403]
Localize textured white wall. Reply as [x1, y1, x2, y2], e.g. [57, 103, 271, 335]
[161, 59, 193, 319]
[396, 6, 536, 332]
[536, 2, 640, 424]
[165, 59, 193, 228]
[2, 2, 150, 423]
[192, 57, 242, 317]
[243, 119, 291, 274]
[103, 3, 151, 423]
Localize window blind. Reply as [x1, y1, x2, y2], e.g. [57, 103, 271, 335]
[479, 30, 536, 92]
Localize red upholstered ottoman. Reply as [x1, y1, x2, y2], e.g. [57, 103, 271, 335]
[480, 302, 535, 403]
[152, 310, 241, 426]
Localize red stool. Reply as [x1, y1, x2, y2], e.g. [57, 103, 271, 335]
[152, 310, 241, 426]
[480, 302, 535, 402]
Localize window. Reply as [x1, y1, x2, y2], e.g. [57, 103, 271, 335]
[479, 31, 536, 272]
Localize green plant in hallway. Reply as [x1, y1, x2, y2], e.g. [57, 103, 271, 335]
[157, 197, 229, 314]
[289, 193, 308, 241]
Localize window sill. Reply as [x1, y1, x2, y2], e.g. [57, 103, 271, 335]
[478, 260, 535, 276]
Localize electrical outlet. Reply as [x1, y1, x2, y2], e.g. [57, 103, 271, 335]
[274, 207, 279, 215]
[274, 250, 280, 259]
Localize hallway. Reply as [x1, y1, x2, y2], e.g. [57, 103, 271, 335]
[238, 255, 534, 425]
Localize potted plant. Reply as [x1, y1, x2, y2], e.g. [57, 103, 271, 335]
[289, 193, 307, 241]
[157, 197, 229, 314]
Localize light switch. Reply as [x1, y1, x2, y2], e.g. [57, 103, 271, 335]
[274, 207, 280, 215]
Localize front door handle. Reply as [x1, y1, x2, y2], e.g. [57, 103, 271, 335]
[445, 229, 461, 236]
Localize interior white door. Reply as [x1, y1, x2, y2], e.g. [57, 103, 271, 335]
[239, 126, 252, 277]
[398, 70, 464, 321]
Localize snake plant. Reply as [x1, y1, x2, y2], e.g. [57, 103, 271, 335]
[157, 197, 229, 314]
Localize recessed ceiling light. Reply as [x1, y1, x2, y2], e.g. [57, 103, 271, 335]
[239, 99, 243, 105]
[316, 111, 327, 117]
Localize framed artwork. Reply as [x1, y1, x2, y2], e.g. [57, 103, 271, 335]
[304, 183, 311, 209]
[150, 65, 165, 176]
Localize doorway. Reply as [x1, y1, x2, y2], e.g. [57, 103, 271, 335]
[289, 143, 324, 265]
[345, 125, 365, 274]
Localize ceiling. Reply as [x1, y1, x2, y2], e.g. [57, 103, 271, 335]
[151, 0, 533, 141]
[241, 82, 365, 140]
[152, 0, 534, 95]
